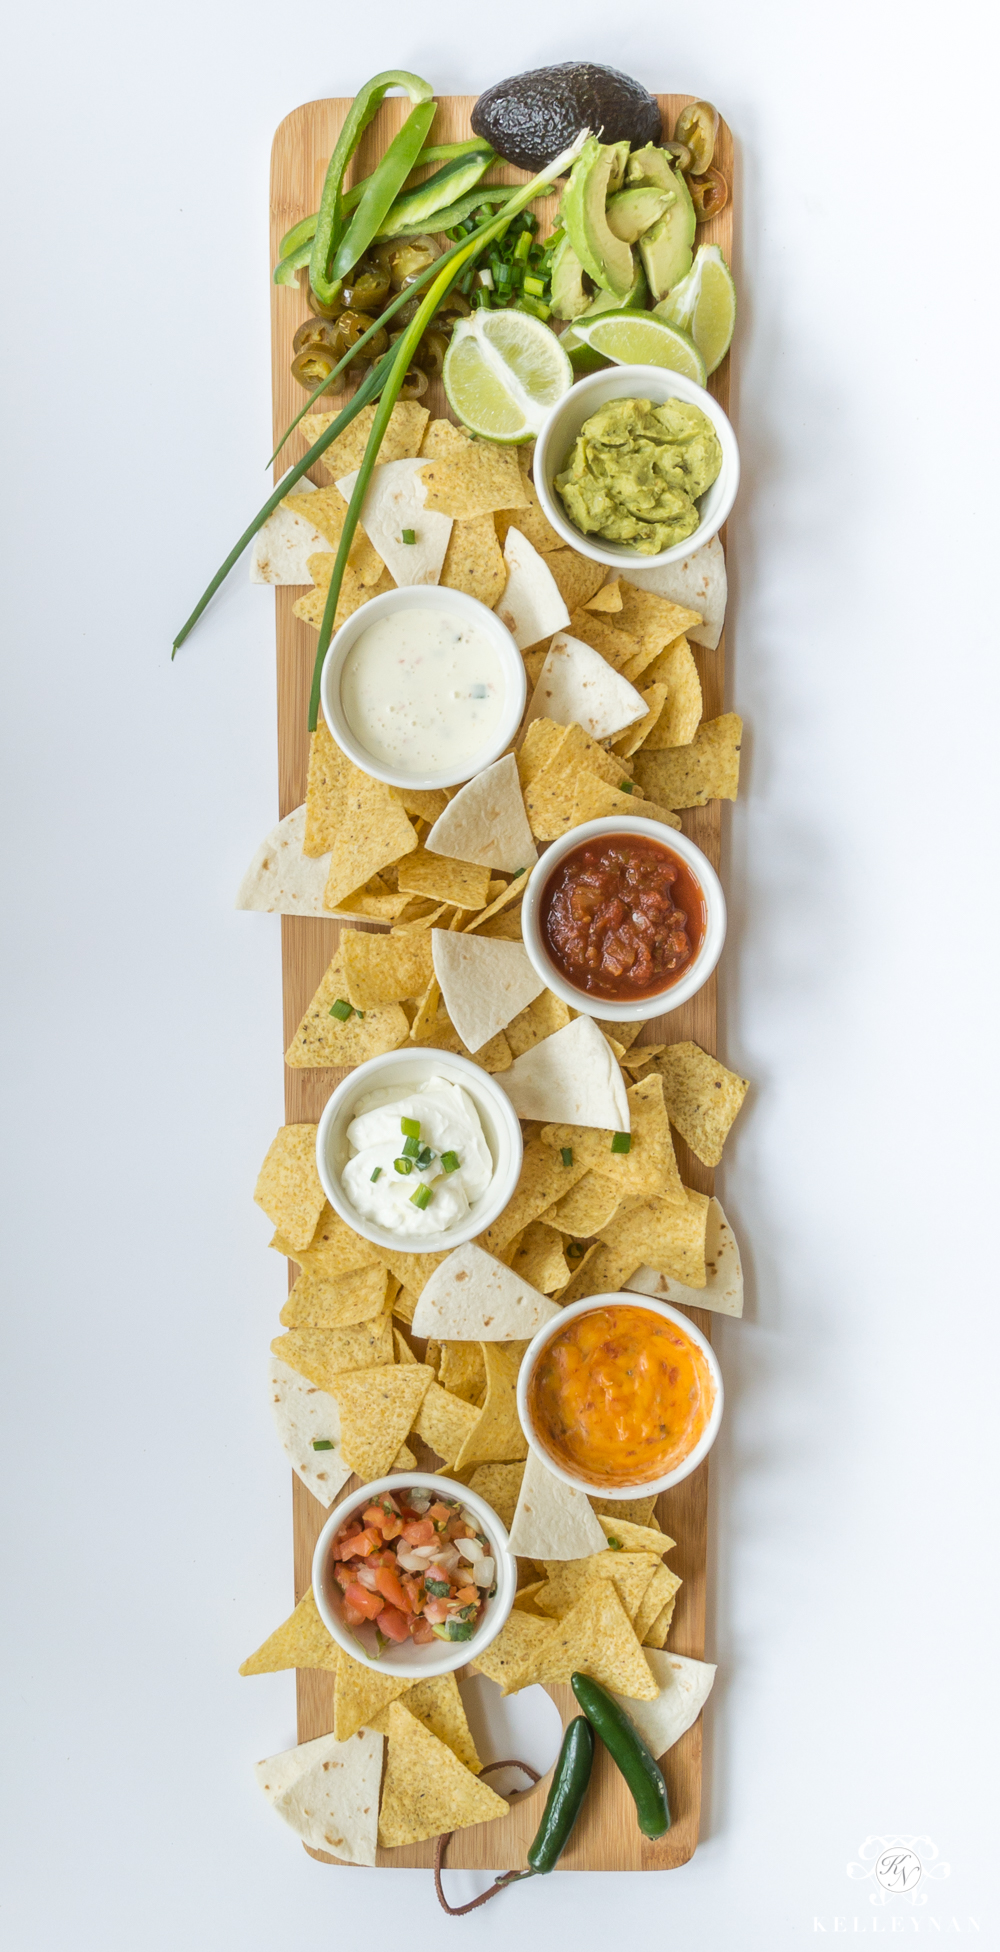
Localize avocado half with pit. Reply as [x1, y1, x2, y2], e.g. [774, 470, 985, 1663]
[471, 62, 662, 174]
[560, 136, 636, 301]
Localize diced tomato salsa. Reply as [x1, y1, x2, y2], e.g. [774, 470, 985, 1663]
[330, 1490, 496, 1654]
[541, 834, 706, 1001]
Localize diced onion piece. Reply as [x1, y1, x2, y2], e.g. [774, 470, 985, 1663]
[473, 1558, 494, 1587]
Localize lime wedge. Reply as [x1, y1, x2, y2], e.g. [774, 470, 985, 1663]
[567, 310, 707, 385]
[653, 245, 736, 376]
[443, 311, 573, 442]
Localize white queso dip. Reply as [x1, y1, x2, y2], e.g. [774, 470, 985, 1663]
[340, 606, 506, 775]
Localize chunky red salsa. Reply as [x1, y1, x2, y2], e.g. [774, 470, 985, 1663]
[540, 833, 706, 1001]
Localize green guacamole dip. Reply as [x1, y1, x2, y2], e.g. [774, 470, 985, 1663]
[555, 395, 723, 554]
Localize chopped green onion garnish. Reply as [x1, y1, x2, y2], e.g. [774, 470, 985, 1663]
[401, 528, 416, 545]
[620, 779, 634, 794]
[607, 1535, 623, 1550]
[410, 1184, 434, 1210]
[561, 1146, 573, 1167]
[329, 998, 352, 1020]
[611, 1131, 632, 1154]
[514, 228, 533, 260]
[567, 1241, 585, 1259]
[400, 1117, 421, 1138]
[370, 1166, 382, 1182]
[523, 274, 546, 296]
[312, 1439, 335, 1451]
[416, 1145, 435, 1169]
[401, 1133, 421, 1159]
[393, 1156, 414, 1176]
[441, 1150, 460, 1173]
[511, 866, 526, 878]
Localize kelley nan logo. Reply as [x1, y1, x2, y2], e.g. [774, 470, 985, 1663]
[848, 1837, 951, 1908]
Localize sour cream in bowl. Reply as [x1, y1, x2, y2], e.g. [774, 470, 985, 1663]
[316, 1048, 523, 1253]
[320, 585, 526, 792]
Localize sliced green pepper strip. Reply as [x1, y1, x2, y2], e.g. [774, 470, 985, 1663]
[275, 140, 487, 263]
[389, 185, 526, 240]
[273, 237, 314, 287]
[571, 1672, 671, 1839]
[329, 97, 438, 286]
[309, 70, 433, 309]
[375, 146, 495, 236]
[276, 212, 318, 260]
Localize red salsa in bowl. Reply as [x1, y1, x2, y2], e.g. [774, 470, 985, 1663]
[539, 832, 707, 1002]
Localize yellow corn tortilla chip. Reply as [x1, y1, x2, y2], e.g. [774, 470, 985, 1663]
[419, 443, 527, 519]
[333, 1644, 412, 1741]
[633, 712, 743, 807]
[632, 1563, 683, 1644]
[411, 1380, 482, 1465]
[254, 1123, 326, 1253]
[507, 1221, 569, 1295]
[466, 1460, 525, 1529]
[536, 1551, 660, 1624]
[557, 772, 681, 837]
[597, 1515, 675, 1556]
[598, 1186, 711, 1289]
[328, 874, 415, 924]
[474, 905, 524, 941]
[378, 1703, 508, 1848]
[279, 1262, 389, 1330]
[368, 1673, 481, 1772]
[329, 1363, 434, 1479]
[505, 988, 571, 1057]
[392, 1441, 417, 1470]
[340, 927, 433, 1010]
[371, 1244, 450, 1297]
[391, 1285, 418, 1324]
[541, 1074, 685, 1203]
[566, 608, 643, 672]
[453, 1341, 529, 1470]
[480, 1138, 589, 1254]
[462, 866, 532, 934]
[584, 578, 623, 612]
[617, 585, 703, 655]
[653, 1041, 750, 1167]
[512, 1581, 550, 1617]
[285, 950, 410, 1068]
[637, 635, 703, 747]
[303, 400, 430, 478]
[295, 548, 395, 632]
[524, 1579, 659, 1699]
[515, 716, 567, 789]
[469, 1609, 551, 1694]
[536, 717, 635, 791]
[389, 783, 450, 821]
[418, 416, 470, 461]
[271, 1201, 380, 1278]
[322, 782, 418, 915]
[642, 1596, 677, 1649]
[396, 847, 491, 912]
[544, 1168, 622, 1238]
[440, 512, 507, 605]
[589, 1493, 659, 1525]
[270, 1316, 394, 1389]
[438, 1341, 487, 1405]
[621, 1041, 668, 1070]
[284, 484, 384, 577]
[545, 549, 607, 613]
[239, 1586, 337, 1675]
[393, 1325, 417, 1364]
[611, 682, 669, 759]
[304, 719, 349, 857]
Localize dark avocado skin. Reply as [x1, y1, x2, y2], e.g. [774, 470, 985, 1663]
[472, 63, 662, 173]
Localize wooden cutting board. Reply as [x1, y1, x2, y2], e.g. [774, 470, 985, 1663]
[267, 91, 734, 1872]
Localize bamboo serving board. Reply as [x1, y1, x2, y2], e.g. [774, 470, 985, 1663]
[268, 92, 734, 1872]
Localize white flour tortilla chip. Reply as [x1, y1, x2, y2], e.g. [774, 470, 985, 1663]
[507, 1448, 609, 1560]
[268, 1356, 351, 1507]
[425, 754, 537, 873]
[250, 474, 332, 585]
[523, 631, 647, 742]
[411, 1241, 560, 1341]
[495, 529, 570, 650]
[235, 804, 331, 916]
[499, 1015, 631, 1131]
[611, 1649, 716, 1759]
[622, 535, 727, 651]
[337, 458, 452, 587]
[624, 1196, 743, 1318]
[256, 1727, 383, 1865]
[432, 931, 545, 1054]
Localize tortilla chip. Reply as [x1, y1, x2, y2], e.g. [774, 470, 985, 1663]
[537, 717, 637, 791]
[632, 713, 743, 807]
[505, 989, 570, 1058]
[368, 1673, 481, 1772]
[567, 605, 650, 675]
[333, 1644, 412, 1741]
[545, 549, 607, 613]
[371, 1244, 450, 1297]
[302, 720, 393, 863]
[254, 1123, 325, 1253]
[437, 1341, 487, 1405]
[611, 1649, 717, 1756]
[250, 475, 330, 586]
[512, 1581, 549, 1616]
[453, 1341, 529, 1469]
[391, 1286, 418, 1324]
[637, 636, 703, 748]
[625, 1195, 743, 1318]
[611, 682, 669, 758]
[424, 753, 536, 874]
[480, 1137, 589, 1254]
[535, 1552, 660, 1625]
[328, 876, 415, 924]
[419, 444, 527, 520]
[235, 803, 331, 916]
[507, 1448, 608, 1559]
[465, 1460, 525, 1530]
[597, 1515, 674, 1556]
[589, 1493, 659, 1525]
[322, 778, 419, 913]
[239, 1586, 337, 1675]
[270, 1316, 394, 1389]
[584, 579, 622, 612]
[339, 928, 433, 1010]
[432, 931, 543, 1054]
[506, 1220, 569, 1295]
[496, 528, 570, 649]
[652, 1042, 750, 1166]
[285, 950, 410, 1068]
[411, 1380, 482, 1465]
[295, 543, 394, 631]
[542, 1169, 621, 1238]
[303, 400, 429, 478]
[412, 1242, 559, 1343]
[524, 631, 647, 744]
[616, 585, 703, 657]
[622, 534, 727, 650]
[632, 1563, 683, 1644]
[473, 905, 524, 942]
[527, 767, 680, 839]
[378, 1704, 508, 1848]
[526, 1580, 659, 1699]
[394, 848, 491, 912]
[598, 1187, 711, 1289]
[285, 481, 384, 570]
[462, 867, 532, 935]
[336, 457, 453, 588]
[418, 416, 470, 461]
[271, 1201, 380, 1279]
[541, 1074, 685, 1203]
[469, 1609, 552, 1694]
[500, 1015, 631, 1132]
[279, 1262, 389, 1330]
[438, 512, 507, 605]
[642, 1597, 677, 1649]
[329, 1363, 434, 1479]
[515, 716, 567, 789]
[259, 1727, 382, 1866]
[268, 1357, 350, 1505]
[389, 784, 450, 821]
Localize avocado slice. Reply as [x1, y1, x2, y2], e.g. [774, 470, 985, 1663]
[605, 140, 631, 195]
[638, 169, 696, 299]
[559, 261, 648, 362]
[550, 235, 590, 320]
[560, 136, 635, 301]
[625, 144, 677, 192]
[606, 186, 675, 243]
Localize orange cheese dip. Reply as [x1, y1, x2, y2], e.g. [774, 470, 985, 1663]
[527, 1303, 716, 1488]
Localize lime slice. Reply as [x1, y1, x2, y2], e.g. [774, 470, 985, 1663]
[568, 310, 707, 385]
[653, 245, 736, 376]
[443, 310, 573, 442]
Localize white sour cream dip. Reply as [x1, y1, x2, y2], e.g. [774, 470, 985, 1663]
[340, 607, 506, 775]
[341, 1078, 493, 1237]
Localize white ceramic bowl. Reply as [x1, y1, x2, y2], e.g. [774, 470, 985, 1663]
[319, 583, 526, 791]
[533, 364, 740, 569]
[315, 1047, 523, 1254]
[312, 1472, 517, 1678]
[517, 1295, 724, 1500]
[520, 816, 726, 1023]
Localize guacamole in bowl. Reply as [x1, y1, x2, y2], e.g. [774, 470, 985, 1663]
[554, 394, 723, 554]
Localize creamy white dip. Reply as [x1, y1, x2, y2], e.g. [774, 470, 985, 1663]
[341, 1078, 493, 1237]
[340, 607, 506, 774]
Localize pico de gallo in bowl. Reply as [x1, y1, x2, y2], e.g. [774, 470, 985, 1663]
[312, 1472, 517, 1676]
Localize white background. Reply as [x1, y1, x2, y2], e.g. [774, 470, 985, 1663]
[2, 1, 999, 1943]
